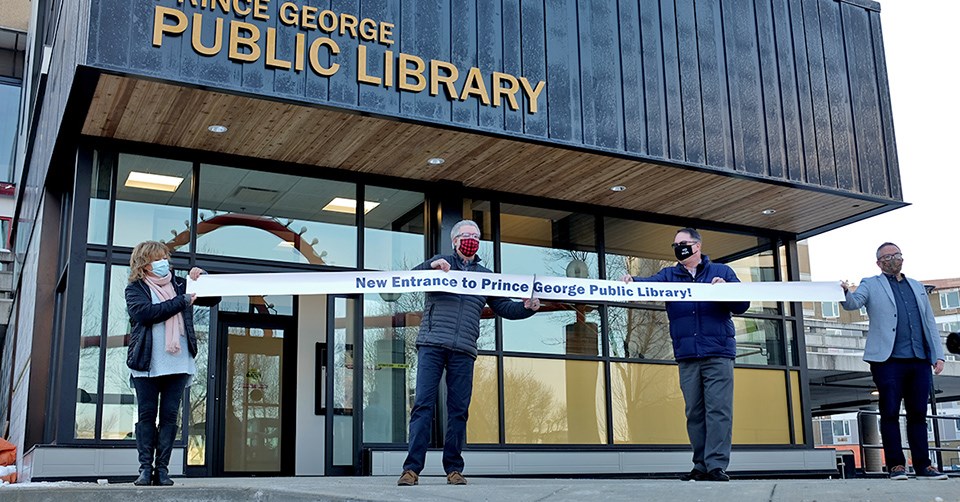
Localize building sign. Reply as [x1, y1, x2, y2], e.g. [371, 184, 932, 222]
[152, 0, 546, 113]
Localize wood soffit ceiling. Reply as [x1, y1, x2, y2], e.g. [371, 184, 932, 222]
[81, 75, 895, 236]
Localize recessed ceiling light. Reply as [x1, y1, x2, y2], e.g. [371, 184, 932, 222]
[208, 125, 228, 133]
[761, 208, 776, 215]
[610, 185, 626, 192]
[322, 197, 380, 214]
[427, 157, 445, 165]
[124, 172, 184, 192]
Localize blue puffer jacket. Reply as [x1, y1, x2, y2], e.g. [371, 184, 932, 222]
[633, 256, 750, 361]
[415, 254, 534, 358]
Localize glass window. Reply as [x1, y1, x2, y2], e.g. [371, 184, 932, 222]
[734, 317, 785, 366]
[362, 294, 418, 443]
[197, 164, 357, 267]
[503, 357, 606, 444]
[76, 263, 105, 439]
[727, 249, 779, 315]
[940, 290, 960, 310]
[188, 302, 212, 465]
[785, 321, 798, 367]
[467, 356, 499, 444]
[219, 295, 294, 316]
[611, 362, 687, 444]
[114, 154, 193, 251]
[822, 302, 840, 318]
[363, 186, 425, 271]
[101, 265, 136, 440]
[608, 307, 672, 361]
[88, 152, 112, 245]
[732, 368, 790, 444]
[0, 81, 19, 181]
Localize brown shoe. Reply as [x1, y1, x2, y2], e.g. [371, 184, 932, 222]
[397, 470, 419, 486]
[446, 471, 467, 485]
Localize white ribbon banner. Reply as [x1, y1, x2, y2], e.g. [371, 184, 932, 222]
[187, 270, 843, 303]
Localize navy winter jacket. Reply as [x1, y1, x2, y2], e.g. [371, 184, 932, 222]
[633, 256, 750, 361]
[414, 254, 534, 358]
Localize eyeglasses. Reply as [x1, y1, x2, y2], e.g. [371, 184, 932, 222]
[671, 241, 700, 249]
[878, 253, 903, 262]
[456, 232, 481, 239]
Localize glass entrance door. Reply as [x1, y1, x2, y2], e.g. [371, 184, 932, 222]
[323, 295, 361, 475]
[216, 313, 296, 475]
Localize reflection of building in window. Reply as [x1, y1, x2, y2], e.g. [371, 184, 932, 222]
[821, 301, 840, 318]
[940, 290, 960, 310]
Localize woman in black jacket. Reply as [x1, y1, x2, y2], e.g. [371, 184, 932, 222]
[125, 240, 219, 486]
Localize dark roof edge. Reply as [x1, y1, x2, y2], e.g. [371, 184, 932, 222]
[837, 0, 881, 13]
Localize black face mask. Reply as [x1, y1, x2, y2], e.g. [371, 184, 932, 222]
[674, 243, 694, 262]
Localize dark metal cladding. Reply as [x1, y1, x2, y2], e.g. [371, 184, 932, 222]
[84, 0, 899, 200]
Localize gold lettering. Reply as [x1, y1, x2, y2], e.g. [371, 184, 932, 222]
[295, 33, 306, 72]
[359, 19, 377, 42]
[356, 45, 381, 85]
[228, 21, 261, 62]
[492, 72, 520, 110]
[191, 13, 223, 56]
[253, 0, 270, 20]
[430, 60, 459, 99]
[301, 6, 318, 29]
[279, 2, 298, 25]
[459, 67, 490, 105]
[384, 50, 394, 87]
[339, 13, 358, 38]
[519, 77, 546, 114]
[398, 53, 426, 92]
[309, 37, 340, 76]
[380, 22, 394, 46]
[318, 10, 337, 33]
[212, 0, 230, 13]
[153, 6, 188, 47]
[265, 28, 291, 69]
[232, 0, 251, 16]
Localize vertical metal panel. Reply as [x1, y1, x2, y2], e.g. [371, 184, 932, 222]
[181, 8, 242, 89]
[478, 0, 505, 130]
[723, 0, 767, 174]
[544, 0, 582, 143]
[358, 0, 399, 113]
[617, 0, 645, 155]
[843, 4, 885, 197]
[451, 0, 478, 126]
[819, 0, 857, 192]
[659, 0, 684, 161]
[695, 0, 732, 168]
[502, 0, 523, 133]
[789, 0, 816, 185]
[755, 0, 784, 179]
[273, 2, 304, 98]
[328, 0, 361, 106]
[578, 0, 624, 150]
[519, 0, 547, 137]
[237, 4, 273, 94]
[869, 11, 900, 200]
[130, 1, 181, 75]
[675, 0, 703, 164]
[772, 0, 804, 183]
[306, 0, 333, 103]
[801, 0, 836, 188]
[639, 0, 667, 158]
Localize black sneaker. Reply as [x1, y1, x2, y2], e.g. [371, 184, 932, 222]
[680, 468, 707, 481]
[705, 468, 730, 481]
[888, 465, 908, 480]
[915, 466, 948, 480]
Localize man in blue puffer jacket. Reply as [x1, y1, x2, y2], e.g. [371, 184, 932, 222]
[398, 220, 540, 487]
[623, 228, 749, 482]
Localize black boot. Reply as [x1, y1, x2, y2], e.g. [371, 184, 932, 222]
[154, 423, 177, 486]
[134, 421, 157, 486]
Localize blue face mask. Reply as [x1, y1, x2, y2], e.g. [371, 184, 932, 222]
[150, 259, 170, 277]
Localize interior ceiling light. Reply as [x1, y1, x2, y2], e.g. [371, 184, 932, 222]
[208, 124, 228, 133]
[610, 185, 626, 192]
[761, 208, 777, 215]
[427, 157, 445, 165]
[322, 197, 380, 214]
[124, 171, 184, 192]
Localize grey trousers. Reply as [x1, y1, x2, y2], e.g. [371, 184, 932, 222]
[678, 357, 734, 472]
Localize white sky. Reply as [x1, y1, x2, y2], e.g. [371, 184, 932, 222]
[806, 0, 960, 283]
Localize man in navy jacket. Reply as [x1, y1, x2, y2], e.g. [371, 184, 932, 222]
[623, 228, 749, 482]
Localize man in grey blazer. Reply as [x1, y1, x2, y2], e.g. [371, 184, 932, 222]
[841, 242, 946, 480]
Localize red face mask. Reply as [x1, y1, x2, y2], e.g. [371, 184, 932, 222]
[458, 238, 479, 257]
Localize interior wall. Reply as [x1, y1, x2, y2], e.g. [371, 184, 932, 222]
[295, 294, 325, 475]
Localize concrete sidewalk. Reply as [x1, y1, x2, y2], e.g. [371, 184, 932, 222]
[0, 476, 957, 502]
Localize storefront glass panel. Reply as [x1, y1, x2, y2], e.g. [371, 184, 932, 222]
[732, 368, 790, 444]
[76, 263, 105, 439]
[610, 362, 687, 444]
[100, 265, 136, 440]
[363, 186, 424, 271]
[728, 249, 779, 314]
[503, 357, 606, 444]
[362, 294, 418, 443]
[88, 152, 112, 245]
[113, 154, 193, 251]
[466, 356, 499, 444]
[734, 317, 785, 366]
[607, 307, 672, 361]
[188, 301, 212, 465]
[196, 164, 357, 267]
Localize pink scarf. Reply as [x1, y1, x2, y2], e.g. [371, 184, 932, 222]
[143, 273, 186, 354]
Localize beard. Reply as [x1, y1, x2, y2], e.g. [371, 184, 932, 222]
[880, 261, 902, 276]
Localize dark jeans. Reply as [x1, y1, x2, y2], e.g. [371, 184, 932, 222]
[132, 373, 189, 472]
[402, 346, 476, 475]
[870, 359, 932, 470]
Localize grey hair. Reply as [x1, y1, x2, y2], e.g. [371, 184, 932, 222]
[876, 242, 900, 259]
[450, 219, 480, 241]
[677, 227, 702, 242]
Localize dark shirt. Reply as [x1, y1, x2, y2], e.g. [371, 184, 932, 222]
[884, 273, 929, 361]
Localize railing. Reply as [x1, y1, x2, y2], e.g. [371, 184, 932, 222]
[856, 402, 960, 475]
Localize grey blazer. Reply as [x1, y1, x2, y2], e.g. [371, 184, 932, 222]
[841, 274, 944, 365]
